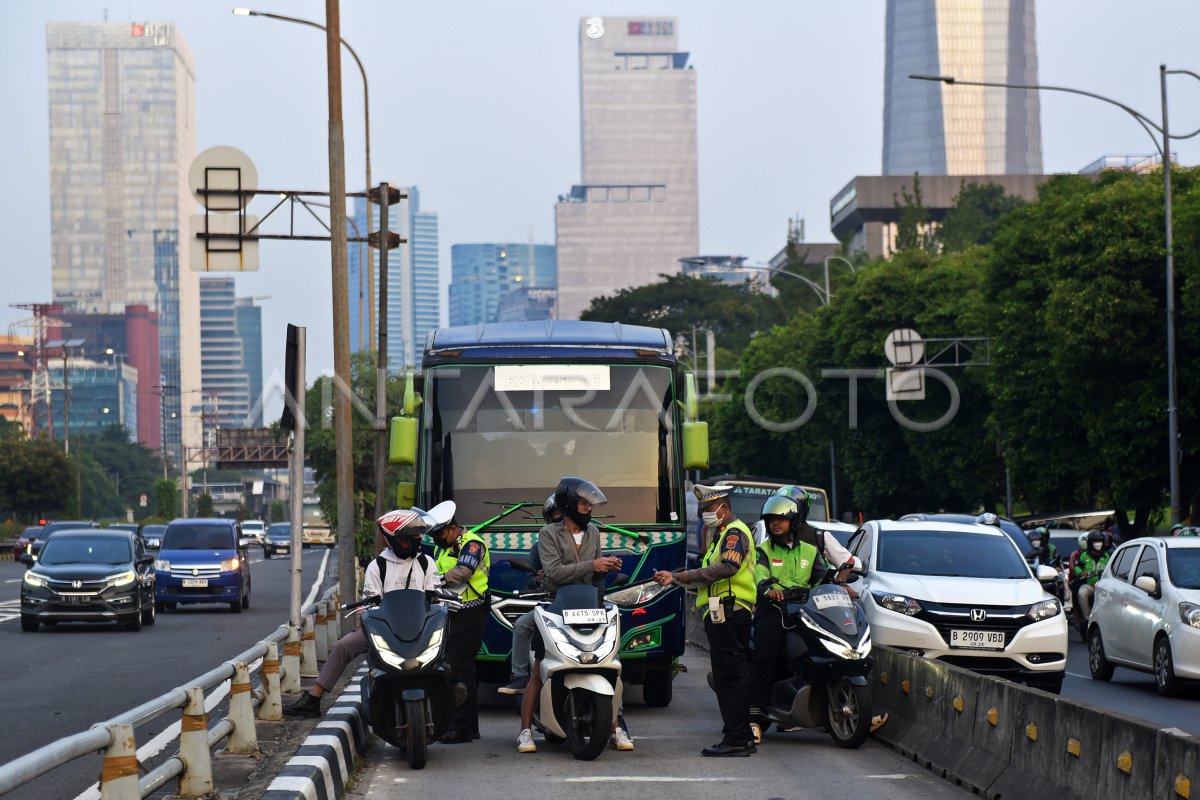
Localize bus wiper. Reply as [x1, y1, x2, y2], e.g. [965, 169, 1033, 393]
[469, 501, 536, 535]
[595, 521, 651, 545]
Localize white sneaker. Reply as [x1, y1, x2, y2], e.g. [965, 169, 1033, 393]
[517, 728, 537, 753]
[611, 726, 634, 751]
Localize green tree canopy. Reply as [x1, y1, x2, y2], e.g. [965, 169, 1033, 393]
[0, 432, 73, 521]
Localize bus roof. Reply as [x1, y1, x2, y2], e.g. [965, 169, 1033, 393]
[424, 321, 674, 361]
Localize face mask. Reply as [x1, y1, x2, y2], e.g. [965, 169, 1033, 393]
[1091, 542, 1103, 553]
[702, 511, 721, 528]
[1031, 540, 1042, 550]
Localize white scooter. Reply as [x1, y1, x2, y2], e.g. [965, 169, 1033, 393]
[531, 583, 623, 761]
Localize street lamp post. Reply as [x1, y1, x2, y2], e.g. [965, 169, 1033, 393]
[911, 67, 1199, 523]
[679, 257, 854, 306]
[233, 7, 376, 352]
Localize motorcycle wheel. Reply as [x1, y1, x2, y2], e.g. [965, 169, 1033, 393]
[403, 698, 429, 769]
[564, 689, 611, 761]
[825, 679, 871, 749]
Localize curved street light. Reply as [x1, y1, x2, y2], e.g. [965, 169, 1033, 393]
[911, 67, 1200, 523]
[680, 257, 858, 306]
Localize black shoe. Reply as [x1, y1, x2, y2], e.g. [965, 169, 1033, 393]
[283, 692, 322, 718]
[701, 741, 755, 757]
[439, 729, 473, 744]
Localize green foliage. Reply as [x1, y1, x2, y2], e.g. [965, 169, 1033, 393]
[154, 478, 178, 520]
[0, 433, 73, 521]
[72, 426, 163, 521]
[196, 494, 214, 517]
[893, 174, 937, 253]
[269, 500, 286, 522]
[938, 182, 1026, 253]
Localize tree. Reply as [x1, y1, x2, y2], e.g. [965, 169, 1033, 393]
[270, 500, 286, 522]
[154, 478, 178, 520]
[893, 174, 937, 253]
[938, 182, 1026, 253]
[0, 434, 73, 521]
[74, 425, 162, 520]
[196, 494, 214, 517]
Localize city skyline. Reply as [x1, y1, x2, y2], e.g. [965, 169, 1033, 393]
[4, 2, 1200, 419]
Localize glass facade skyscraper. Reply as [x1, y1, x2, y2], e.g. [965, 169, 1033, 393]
[46, 21, 201, 463]
[199, 276, 251, 429]
[235, 297, 264, 427]
[883, 0, 1042, 176]
[348, 187, 440, 369]
[449, 243, 557, 326]
[554, 16, 699, 320]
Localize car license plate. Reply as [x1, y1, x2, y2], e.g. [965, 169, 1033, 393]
[182, 578, 208, 588]
[950, 629, 1005, 650]
[562, 608, 606, 624]
[63, 595, 88, 605]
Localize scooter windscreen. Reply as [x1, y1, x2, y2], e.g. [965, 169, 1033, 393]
[376, 588, 433, 641]
[553, 584, 603, 610]
[805, 585, 860, 638]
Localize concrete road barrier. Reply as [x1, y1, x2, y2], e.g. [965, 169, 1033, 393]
[872, 645, 1200, 800]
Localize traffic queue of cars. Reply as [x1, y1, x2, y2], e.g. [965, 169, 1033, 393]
[15, 517, 274, 632]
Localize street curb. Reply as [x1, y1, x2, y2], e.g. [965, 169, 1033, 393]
[260, 664, 369, 800]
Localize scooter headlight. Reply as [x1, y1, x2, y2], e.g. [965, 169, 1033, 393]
[546, 627, 584, 661]
[415, 628, 444, 667]
[369, 632, 405, 670]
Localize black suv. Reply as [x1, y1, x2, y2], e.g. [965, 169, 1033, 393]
[20, 529, 156, 632]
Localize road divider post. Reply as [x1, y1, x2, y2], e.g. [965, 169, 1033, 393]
[178, 687, 213, 797]
[258, 641, 282, 720]
[225, 662, 258, 754]
[300, 613, 318, 677]
[315, 602, 329, 661]
[98, 722, 139, 800]
[281, 625, 301, 694]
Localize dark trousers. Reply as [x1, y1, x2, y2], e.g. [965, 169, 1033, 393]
[705, 606, 753, 746]
[748, 609, 786, 717]
[446, 601, 489, 735]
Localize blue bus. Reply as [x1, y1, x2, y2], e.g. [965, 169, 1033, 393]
[390, 321, 709, 707]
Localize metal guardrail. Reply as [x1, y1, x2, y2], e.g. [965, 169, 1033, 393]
[0, 582, 343, 798]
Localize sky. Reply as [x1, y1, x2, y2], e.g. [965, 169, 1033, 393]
[4, 1, 1200, 422]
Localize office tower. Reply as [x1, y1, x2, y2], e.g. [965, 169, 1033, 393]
[235, 297, 264, 427]
[49, 356, 139, 440]
[449, 243, 557, 326]
[554, 16, 699, 320]
[46, 21, 201, 463]
[199, 276, 251, 430]
[883, 0, 1042, 176]
[348, 187, 440, 369]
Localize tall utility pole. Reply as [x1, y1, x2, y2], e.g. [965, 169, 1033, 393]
[325, 0, 356, 620]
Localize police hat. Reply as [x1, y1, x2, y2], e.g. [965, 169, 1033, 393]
[693, 483, 734, 506]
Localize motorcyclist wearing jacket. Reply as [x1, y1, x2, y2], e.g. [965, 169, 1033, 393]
[747, 492, 826, 744]
[499, 495, 561, 697]
[284, 506, 445, 718]
[1072, 530, 1113, 620]
[654, 483, 759, 757]
[1027, 527, 1061, 568]
[771, 485, 861, 571]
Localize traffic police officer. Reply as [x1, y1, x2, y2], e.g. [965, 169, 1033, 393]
[430, 503, 490, 743]
[654, 484, 758, 757]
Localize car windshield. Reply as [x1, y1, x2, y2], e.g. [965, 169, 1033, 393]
[40, 536, 131, 565]
[267, 527, 290, 540]
[1166, 548, 1200, 589]
[161, 524, 235, 551]
[242, 522, 264, 530]
[141, 526, 166, 536]
[419, 363, 682, 524]
[878, 529, 1031, 578]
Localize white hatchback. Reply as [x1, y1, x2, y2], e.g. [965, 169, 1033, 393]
[1086, 537, 1200, 695]
[846, 520, 1068, 693]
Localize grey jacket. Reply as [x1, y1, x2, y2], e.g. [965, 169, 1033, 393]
[537, 521, 604, 594]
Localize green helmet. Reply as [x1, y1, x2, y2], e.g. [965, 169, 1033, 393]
[772, 485, 812, 521]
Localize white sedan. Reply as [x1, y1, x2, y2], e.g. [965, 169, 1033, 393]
[846, 519, 1068, 693]
[1086, 536, 1200, 695]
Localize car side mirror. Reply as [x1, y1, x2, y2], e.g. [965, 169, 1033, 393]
[19, 553, 32, 566]
[1134, 574, 1159, 596]
[1035, 565, 1058, 582]
[238, 537, 251, 548]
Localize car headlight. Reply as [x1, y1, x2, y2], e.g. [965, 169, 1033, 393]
[1027, 598, 1062, 622]
[23, 571, 48, 588]
[873, 592, 922, 616]
[607, 581, 668, 607]
[220, 558, 240, 572]
[1180, 602, 1200, 629]
[107, 570, 136, 588]
[154, 559, 171, 571]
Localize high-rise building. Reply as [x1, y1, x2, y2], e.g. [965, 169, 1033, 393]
[449, 243, 557, 326]
[348, 187, 440, 368]
[46, 21, 201, 464]
[235, 296, 264, 427]
[882, 0, 1042, 176]
[554, 16, 699, 320]
[199, 275, 251, 430]
[49, 356, 139, 441]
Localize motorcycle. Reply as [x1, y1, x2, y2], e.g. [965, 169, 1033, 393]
[753, 575, 875, 749]
[510, 558, 626, 761]
[346, 584, 464, 769]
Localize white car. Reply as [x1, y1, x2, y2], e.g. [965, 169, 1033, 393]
[239, 520, 267, 548]
[1086, 537, 1200, 695]
[846, 519, 1068, 693]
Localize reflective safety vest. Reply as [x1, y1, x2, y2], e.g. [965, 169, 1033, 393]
[434, 531, 490, 602]
[696, 519, 758, 615]
[755, 538, 819, 589]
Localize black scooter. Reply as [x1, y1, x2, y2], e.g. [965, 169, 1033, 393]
[756, 577, 875, 749]
[345, 585, 464, 769]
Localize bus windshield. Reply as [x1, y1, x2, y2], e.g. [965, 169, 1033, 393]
[420, 363, 682, 525]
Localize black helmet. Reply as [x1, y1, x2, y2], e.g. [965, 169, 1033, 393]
[554, 477, 607, 530]
[543, 493, 562, 524]
[772, 485, 812, 523]
[1086, 530, 1107, 551]
[376, 507, 433, 559]
[1027, 526, 1046, 548]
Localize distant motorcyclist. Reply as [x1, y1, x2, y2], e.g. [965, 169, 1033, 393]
[1026, 526, 1061, 569]
[1072, 530, 1112, 620]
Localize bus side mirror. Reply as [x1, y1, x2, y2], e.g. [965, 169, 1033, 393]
[389, 416, 417, 465]
[395, 481, 415, 509]
[682, 420, 709, 470]
[403, 371, 422, 416]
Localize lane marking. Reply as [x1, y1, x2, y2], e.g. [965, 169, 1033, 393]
[564, 777, 736, 783]
[5, 578, 21, 584]
[1066, 671, 1091, 680]
[867, 774, 914, 779]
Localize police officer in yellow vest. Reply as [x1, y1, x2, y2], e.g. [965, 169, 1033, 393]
[430, 506, 490, 744]
[654, 484, 758, 757]
[748, 491, 826, 744]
